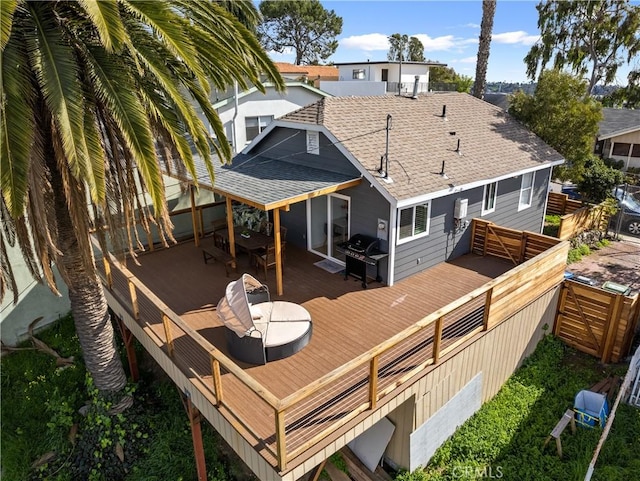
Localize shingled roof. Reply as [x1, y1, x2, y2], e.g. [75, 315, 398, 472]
[279, 93, 564, 202]
[598, 108, 640, 139]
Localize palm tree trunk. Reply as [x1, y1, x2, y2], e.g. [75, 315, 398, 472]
[46, 142, 128, 395]
[472, 0, 496, 99]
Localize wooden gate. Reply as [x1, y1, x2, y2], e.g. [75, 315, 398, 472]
[554, 280, 640, 363]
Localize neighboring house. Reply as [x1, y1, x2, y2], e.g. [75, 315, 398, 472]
[594, 107, 640, 170]
[271, 62, 339, 87]
[206, 81, 331, 153]
[236, 92, 562, 285]
[321, 60, 447, 96]
[0, 243, 70, 346]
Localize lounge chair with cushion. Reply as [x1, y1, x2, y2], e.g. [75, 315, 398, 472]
[216, 274, 312, 365]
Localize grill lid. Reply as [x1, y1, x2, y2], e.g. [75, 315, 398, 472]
[344, 234, 379, 254]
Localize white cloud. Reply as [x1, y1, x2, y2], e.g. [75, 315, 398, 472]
[492, 31, 539, 46]
[458, 56, 477, 64]
[412, 34, 477, 52]
[340, 32, 479, 54]
[465, 23, 481, 29]
[267, 47, 295, 59]
[340, 33, 390, 51]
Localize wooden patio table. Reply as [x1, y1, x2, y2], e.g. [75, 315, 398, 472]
[218, 227, 273, 257]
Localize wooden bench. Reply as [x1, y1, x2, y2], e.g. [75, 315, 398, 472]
[543, 408, 576, 458]
[202, 246, 235, 277]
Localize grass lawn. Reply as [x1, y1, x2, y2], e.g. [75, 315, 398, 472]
[3, 317, 638, 481]
[397, 335, 639, 481]
[1, 314, 254, 481]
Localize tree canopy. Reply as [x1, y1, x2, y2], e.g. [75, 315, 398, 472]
[387, 33, 425, 62]
[603, 69, 640, 108]
[1, 0, 282, 399]
[429, 65, 473, 92]
[509, 70, 602, 182]
[258, 0, 342, 65]
[577, 157, 624, 203]
[525, 0, 640, 94]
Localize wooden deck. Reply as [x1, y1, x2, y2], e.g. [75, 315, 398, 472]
[116, 239, 509, 461]
[99, 221, 566, 477]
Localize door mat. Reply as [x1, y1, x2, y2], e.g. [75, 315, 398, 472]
[314, 259, 344, 274]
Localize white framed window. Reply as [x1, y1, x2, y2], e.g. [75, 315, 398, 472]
[245, 115, 273, 142]
[352, 68, 366, 80]
[482, 182, 498, 215]
[397, 202, 431, 243]
[518, 172, 535, 211]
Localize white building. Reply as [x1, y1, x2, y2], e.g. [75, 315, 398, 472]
[207, 81, 331, 153]
[321, 60, 447, 96]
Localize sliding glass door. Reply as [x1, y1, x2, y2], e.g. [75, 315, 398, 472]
[308, 194, 350, 262]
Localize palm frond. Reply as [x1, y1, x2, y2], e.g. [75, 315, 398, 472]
[26, 3, 96, 193]
[121, 0, 208, 90]
[83, 45, 165, 220]
[77, 0, 125, 53]
[1, 35, 35, 218]
[0, 0, 17, 51]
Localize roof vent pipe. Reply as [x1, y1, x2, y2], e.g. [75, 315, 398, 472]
[411, 76, 419, 99]
[442, 105, 448, 121]
[440, 160, 448, 179]
[455, 138, 462, 156]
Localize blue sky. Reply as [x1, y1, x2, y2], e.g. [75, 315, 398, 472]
[265, 0, 638, 85]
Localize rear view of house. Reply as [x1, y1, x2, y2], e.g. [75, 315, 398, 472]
[102, 91, 569, 481]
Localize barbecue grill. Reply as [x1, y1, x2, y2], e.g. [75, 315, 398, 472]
[337, 234, 387, 288]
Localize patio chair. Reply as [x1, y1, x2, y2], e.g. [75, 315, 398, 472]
[253, 244, 277, 279]
[216, 274, 312, 365]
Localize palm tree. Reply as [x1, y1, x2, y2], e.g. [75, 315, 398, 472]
[1, 0, 283, 402]
[472, 0, 496, 99]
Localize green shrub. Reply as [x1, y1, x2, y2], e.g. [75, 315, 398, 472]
[413, 336, 633, 481]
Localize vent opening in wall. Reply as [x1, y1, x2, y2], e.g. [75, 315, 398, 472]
[306, 130, 320, 155]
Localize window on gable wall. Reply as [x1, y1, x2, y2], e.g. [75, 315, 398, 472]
[518, 172, 535, 211]
[482, 182, 498, 215]
[398, 202, 431, 243]
[245, 115, 273, 142]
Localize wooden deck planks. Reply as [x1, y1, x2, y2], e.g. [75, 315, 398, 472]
[124, 239, 514, 468]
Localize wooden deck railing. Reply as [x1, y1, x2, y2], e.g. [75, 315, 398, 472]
[94, 220, 568, 472]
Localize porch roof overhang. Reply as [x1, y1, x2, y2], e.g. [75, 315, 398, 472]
[164, 154, 362, 212]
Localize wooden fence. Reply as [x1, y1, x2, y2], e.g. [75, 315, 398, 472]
[546, 192, 611, 241]
[554, 280, 640, 363]
[547, 192, 584, 216]
[95, 221, 568, 471]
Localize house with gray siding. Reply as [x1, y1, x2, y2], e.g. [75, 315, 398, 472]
[197, 92, 563, 287]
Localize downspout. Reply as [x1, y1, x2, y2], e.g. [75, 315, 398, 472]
[231, 81, 239, 154]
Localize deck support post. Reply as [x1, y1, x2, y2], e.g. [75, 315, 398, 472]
[309, 459, 327, 481]
[433, 317, 443, 364]
[369, 356, 379, 409]
[210, 355, 223, 405]
[273, 208, 284, 296]
[190, 186, 200, 247]
[184, 395, 208, 481]
[483, 288, 493, 331]
[103, 257, 112, 289]
[115, 315, 139, 382]
[275, 409, 287, 471]
[225, 197, 237, 261]
[162, 314, 175, 357]
[128, 280, 139, 320]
